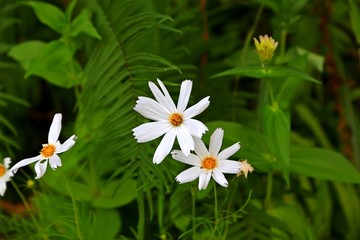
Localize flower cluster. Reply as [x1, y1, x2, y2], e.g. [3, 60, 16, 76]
[1, 113, 77, 197]
[133, 78, 254, 190]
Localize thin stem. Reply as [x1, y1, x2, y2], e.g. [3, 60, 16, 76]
[137, 191, 145, 240]
[212, 181, 219, 237]
[191, 186, 197, 239]
[232, 5, 264, 121]
[11, 181, 40, 230]
[264, 172, 273, 210]
[62, 171, 83, 240]
[279, 29, 287, 62]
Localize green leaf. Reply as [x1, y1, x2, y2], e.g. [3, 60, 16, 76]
[92, 179, 137, 208]
[92, 209, 121, 240]
[10, 40, 84, 88]
[70, 9, 101, 39]
[290, 147, 360, 183]
[25, 1, 66, 33]
[212, 64, 321, 83]
[206, 121, 275, 172]
[269, 204, 315, 240]
[8, 41, 46, 69]
[263, 104, 290, 183]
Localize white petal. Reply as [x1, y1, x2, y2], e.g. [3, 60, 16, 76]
[153, 128, 176, 164]
[48, 113, 62, 144]
[4, 157, 11, 168]
[193, 137, 209, 159]
[177, 80, 192, 113]
[49, 154, 62, 170]
[182, 119, 208, 138]
[0, 183, 6, 196]
[133, 122, 171, 143]
[148, 80, 176, 113]
[212, 169, 228, 187]
[134, 96, 169, 120]
[171, 150, 201, 166]
[175, 166, 201, 183]
[176, 126, 194, 156]
[217, 160, 242, 174]
[56, 135, 77, 154]
[183, 96, 210, 119]
[10, 155, 42, 174]
[34, 159, 48, 179]
[157, 79, 177, 112]
[217, 142, 241, 160]
[198, 171, 212, 190]
[209, 128, 223, 156]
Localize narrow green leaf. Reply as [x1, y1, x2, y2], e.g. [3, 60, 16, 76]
[213, 64, 321, 83]
[25, 1, 66, 33]
[263, 104, 290, 182]
[269, 65, 321, 83]
[212, 64, 265, 78]
[290, 147, 360, 183]
[349, 0, 360, 44]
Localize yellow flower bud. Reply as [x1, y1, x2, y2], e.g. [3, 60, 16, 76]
[254, 35, 278, 65]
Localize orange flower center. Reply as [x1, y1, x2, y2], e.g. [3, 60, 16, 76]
[169, 113, 183, 127]
[0, 164, 6, 177]
[201, 157, 217, 170]
[40, 144, 56, 158]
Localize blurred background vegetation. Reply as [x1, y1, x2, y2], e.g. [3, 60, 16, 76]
[1, 0, 360, 239]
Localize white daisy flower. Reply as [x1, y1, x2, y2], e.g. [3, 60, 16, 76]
[10, 113, 77, 179]
[172, 128, 241, 190]
[133, 78, 210, 164]
[0, 157, 13, 197]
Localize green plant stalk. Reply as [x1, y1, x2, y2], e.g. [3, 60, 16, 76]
[212, 181, 219, 237]
[11, 181, 42, 235]
[264, 172, 273, 210]
[232, 5, 263, 121]
[62, 171, 83, 240]
[137, 191, 145, 240]
[191, 185, 197, 239]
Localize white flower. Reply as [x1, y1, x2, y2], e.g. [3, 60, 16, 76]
[172, 128, 241, 190]
[237, 159, 254, 178]
[133, 78, 210, 164]
[10, 113, 77, 179]
[0, 157, 13, 197]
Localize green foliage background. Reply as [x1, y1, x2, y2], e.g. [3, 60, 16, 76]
[1, 0, 360, 239]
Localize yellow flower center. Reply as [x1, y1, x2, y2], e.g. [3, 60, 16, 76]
[0, 164, 6, 177]
[201, 156, 217, 170]
[169, 113, 183, 127]
[40, 144, 56, 158]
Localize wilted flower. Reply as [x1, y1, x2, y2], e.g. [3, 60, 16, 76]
[237, 159, 254, 178]
[133, 79, 210, 164]
[0, 157, 13, 197]
[172, 128, 241, 190]
[10, 113, 77, 179]
[254, 34, 278, 65]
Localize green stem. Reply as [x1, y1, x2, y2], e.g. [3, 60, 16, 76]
[212, 182, 219, 236]
[264, 172, 273, 210]
[191, 186, 197, 239]
[279, 29, 287, 62]
[62, 171, 83, 240]
[137, 191, 145, 240]
[232, 5, 264, 121]
[11, 181, 40, 232]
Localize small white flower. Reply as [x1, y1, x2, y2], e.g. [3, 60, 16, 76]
[10, 113, 77, 179]
[237, 159, 254, 178]
[133, 78, 210, 164]
[0, 157, 13, 197]
[172, 128, 241, 190]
